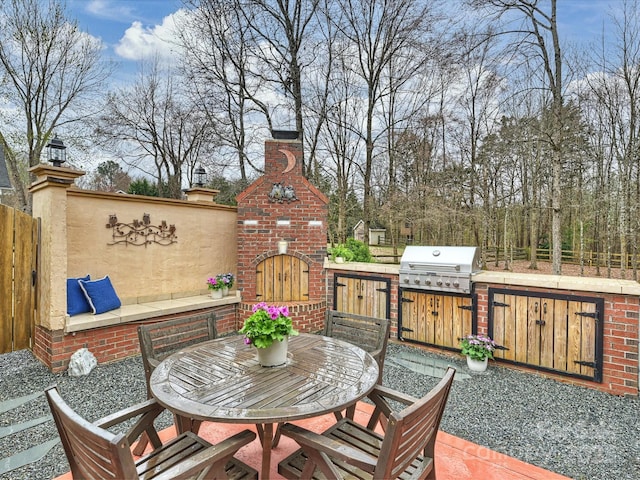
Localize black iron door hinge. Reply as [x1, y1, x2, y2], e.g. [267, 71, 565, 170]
[574, 360, 597, 369]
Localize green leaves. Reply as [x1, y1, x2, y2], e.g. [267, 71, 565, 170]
[239, 304, 299, 349]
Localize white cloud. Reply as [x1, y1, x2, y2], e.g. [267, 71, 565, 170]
[86, 0, 136, 22]
[114, 10, 186, 61]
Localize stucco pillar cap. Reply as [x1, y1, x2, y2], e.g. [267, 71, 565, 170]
[28, 164, 85, 192]
[185, 187, 219, 203]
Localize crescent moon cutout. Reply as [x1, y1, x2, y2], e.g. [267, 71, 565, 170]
[279, 149, 296, 173]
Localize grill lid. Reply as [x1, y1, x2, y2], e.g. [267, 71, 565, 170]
[399, 246, 481, 293]
[400, 246, 481, 273]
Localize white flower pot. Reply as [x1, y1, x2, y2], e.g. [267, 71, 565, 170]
[334, 256, 345, 264]
[257, 337, 288, 367]
[210, 289, 223, 299]
[466, 356, 488, 372]
[222, 286, 229, 296]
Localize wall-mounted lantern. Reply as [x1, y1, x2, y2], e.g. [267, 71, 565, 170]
[194, 166, 206, 187]
[46, 135, 66, 167]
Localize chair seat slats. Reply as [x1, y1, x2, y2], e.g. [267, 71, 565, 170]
[278, 368, 455, 480]
[45, 386, 257, 480]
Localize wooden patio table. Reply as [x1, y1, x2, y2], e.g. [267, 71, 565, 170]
[150, 333, 379, 478]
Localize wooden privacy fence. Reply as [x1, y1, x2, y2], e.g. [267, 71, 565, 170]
[0, 204, 38, 354]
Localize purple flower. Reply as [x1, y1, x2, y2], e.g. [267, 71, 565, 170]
[244, 337, 252, 345]
[252, 302, 266, 313]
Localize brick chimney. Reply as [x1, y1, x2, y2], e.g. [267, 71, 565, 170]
[236, 131, 329, 333]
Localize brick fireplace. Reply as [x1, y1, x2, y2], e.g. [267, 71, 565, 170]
[236, 131, 329, 332]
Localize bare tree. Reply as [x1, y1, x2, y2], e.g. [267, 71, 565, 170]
[88, 160, 132, 193]
[333, 0, 439, 244]
[0, 0, 111, 211]
[585, 0, 640, 279]
[96, 60, 213, 198]
[240, 0, 321, 175]
[452, 28, 506, 254]
[319, 54, 364, 243]
[181, 0, 271, 182]
[469, 0, 566, 274]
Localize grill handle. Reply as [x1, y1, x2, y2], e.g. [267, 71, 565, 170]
[408, 263, 461, 272]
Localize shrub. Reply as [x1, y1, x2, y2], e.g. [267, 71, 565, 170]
[346, 238, 372, 262]
[330, 244, 354, 262]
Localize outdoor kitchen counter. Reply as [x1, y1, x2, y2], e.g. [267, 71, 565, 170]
[473, 270, 640, 295]
[325, 259, 640, 295]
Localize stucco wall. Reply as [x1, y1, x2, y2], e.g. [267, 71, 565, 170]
[66, 189, 237, 302]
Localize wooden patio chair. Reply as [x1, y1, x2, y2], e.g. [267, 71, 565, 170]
[278, 366, 456, 480]
[134, 312, 217, 454]
[45, 385, 257, 480]
[324, 310, 390, 385]
[322, 310, 391, 422]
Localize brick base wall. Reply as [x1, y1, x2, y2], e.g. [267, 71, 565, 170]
[237, 301, 327, 335]
[33, 306, 238, 373]
[474, 283, 639, 396]
[326, 266, 638, 396]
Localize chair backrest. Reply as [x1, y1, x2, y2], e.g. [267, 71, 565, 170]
[138, 313, 216, 394]
[324, 310, 390, 382]
[45, 386, 139, 480]
[375, 367, 456, 479]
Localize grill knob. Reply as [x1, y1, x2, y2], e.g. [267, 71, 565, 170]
[425, 279, 431, 285]
[403, 278, 409, 283]
[436, 280, 443, 286]
[445, 280, 450, 286]
[414, 278, 420, 284]
[453, 280, 459, 287]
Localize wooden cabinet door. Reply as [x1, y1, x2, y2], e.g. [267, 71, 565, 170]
[333, 274, 390, 319]
[490, 289, 602, 382]
[399, 290, 473, 350]
[256, 255, 308, 302]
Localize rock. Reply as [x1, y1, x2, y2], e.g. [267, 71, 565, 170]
[67, 348, 97, 377]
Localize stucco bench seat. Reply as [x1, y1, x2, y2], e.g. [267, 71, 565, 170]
[64, 292, 240, 333]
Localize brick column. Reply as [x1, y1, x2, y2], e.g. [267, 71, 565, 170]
[236, 132, 329, 332]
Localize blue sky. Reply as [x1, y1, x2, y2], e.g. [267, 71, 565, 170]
[66, 0, 620, 82]
[68, 0, 183, 81]
[69, 0, 181, 45]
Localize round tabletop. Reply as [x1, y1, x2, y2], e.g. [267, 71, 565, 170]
[149, 333, 379, 425]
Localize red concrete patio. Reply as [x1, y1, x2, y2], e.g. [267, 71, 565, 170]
[55, 401, 569, 480]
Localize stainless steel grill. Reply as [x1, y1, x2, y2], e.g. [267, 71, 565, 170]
[399, 246, 481, 294]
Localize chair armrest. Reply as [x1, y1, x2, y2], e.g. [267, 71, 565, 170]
[368, 384, 419, 406]
[94, 398, 165, 448]
[94, 398, 164, 428]
[148, 358, 161, 371]
[152, 430, 257, 480]
[280, 423, 377, 472]
[369, 348, 383, 362]
[366, 385, 419, 431]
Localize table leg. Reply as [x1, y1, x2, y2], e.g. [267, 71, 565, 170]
[272, 422, 284, 447]
[256, 423, 274, 478]
[173, 414, 196, 434]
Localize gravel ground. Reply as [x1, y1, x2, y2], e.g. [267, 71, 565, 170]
[1, 342, 639, 480]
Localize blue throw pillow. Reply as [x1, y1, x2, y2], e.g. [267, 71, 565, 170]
[78, 276, 121, 314]
[67, 275, 91, 316]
